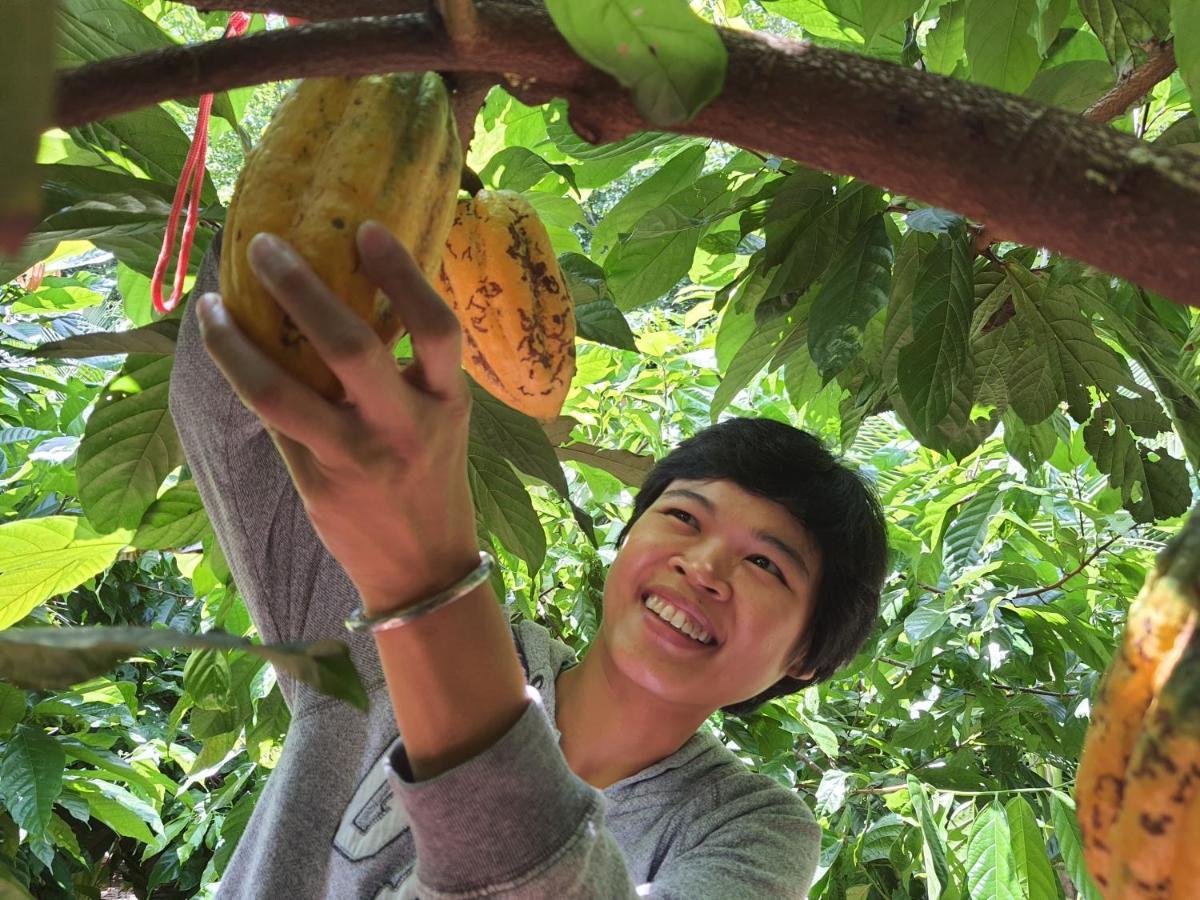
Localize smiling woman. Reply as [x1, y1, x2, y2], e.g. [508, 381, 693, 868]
[172, 222, 891, 897]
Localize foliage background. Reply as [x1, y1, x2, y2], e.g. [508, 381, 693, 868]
[1, 0, 1199, 897]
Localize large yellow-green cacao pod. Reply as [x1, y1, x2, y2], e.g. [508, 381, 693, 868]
[434, 190, 576, 421]
[219, 72, 462, 400]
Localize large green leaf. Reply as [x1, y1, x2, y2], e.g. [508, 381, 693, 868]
[468, 436, 547, 575]
[1004, 796, 1058, 900]
[558, 252, 638, 350]
[1175, 0, 1200, 115]
[24, 320, 180, 359]
[925, 0, 967, 74]
[897, 223, 974, 432]
[132, 480, 212, 550]
[965, 801, 1020, 900]
[76, 354, 182, 533]
[965, 0, 1042, 94]
[1049, 791, 1103, 900]
[1024, 60, 1116, 111]
[591, 144, 708, 259]
[1078, 0, 1172, 67]
[543, 0, 727, 126]
[0, 517, 132, 631]
[908, 775, 959, 900]
[0, 626, 367, 710]
[63, 778, 158, 843]
[861, 0, 922, 49]
[0, 1, 55, 254]
[469, 384, 570, 499]
[807, 215, 894, 379]
[0, 726, 65, 843]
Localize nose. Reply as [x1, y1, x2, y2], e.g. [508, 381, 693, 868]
[670, 542, 732, 601]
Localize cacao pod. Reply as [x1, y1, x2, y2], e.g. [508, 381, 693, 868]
[434, 189, 576, 421]
[1077, 511, 1200, 896]
[219, 72, 462, 400]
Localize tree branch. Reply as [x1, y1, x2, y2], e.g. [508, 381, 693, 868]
[48, 2, 1200, 308]
[1011, 535, 1121, 599]
[1084, 40, 1178, 123]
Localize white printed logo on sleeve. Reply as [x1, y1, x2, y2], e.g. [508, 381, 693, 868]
[334, 737, 410, 861]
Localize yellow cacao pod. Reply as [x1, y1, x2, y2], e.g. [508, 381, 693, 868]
[219, 72, 462, 400]
[434, 189, 576, 421]
[1077, 512, 1200, 897]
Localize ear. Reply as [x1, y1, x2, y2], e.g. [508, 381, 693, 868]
[786, 658, 816, 682]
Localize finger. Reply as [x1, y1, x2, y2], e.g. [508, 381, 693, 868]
[246, 232, 399, 398]
[195, 291, 354, 466]
[356, 220, 465, 398]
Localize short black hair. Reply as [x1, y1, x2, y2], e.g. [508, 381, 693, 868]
[616, 417, 889, 717]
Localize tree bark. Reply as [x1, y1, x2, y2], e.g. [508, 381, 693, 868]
[49, 1, 1200, 308]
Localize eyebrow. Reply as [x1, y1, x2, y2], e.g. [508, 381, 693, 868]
[659, 488, 811, 577]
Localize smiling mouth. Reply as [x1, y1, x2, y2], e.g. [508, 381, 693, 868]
[642, 593, 716, 646]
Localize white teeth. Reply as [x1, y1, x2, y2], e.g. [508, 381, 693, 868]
[642, 594, 713, 645]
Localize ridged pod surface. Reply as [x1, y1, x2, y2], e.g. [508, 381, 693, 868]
[219, 73, 462, 400]
[1077, 513, 1200, 895]
[434, 190, 576, 421]
[1107, 621, 1200, 898]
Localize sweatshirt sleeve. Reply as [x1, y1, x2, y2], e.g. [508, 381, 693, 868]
[168, 232, 369, 702]
[383, 688, 819, 899]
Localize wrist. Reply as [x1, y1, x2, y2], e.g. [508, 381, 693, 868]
[356, 546, 484, 617]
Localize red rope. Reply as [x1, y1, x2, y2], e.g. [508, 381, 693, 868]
[151, 11, 257, 314]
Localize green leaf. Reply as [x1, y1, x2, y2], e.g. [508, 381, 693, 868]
[712, 299, 803, 418]
[76, 354, 183, 532]
[0, 626, 368, 711]
[1031, 0, 1071, 55]
[183, 648, 232, 709]
[1024, 60, 1116, 111]
[132, 480, 211, 550]
[247, 684, 290, 769]
[1176, 0, 1200, 116]
[1002, 409, 1059, 469]
[480, 146, 576, 193]
[965, 0, 1042, 94]
[63, 778, 158, 843]
[944, 487, 1000, 571]
[591, 144, 708, 259]
[1048, 791, 1103, 900]
[908, 775, 957, 900]
[0, 684, 25, 737]
[558, 252, 638, 350]
[469, 383, 570, 500]
[1004, 796, 1058, 900]
[807, 214, 894, 379]
[0, 0, 55, 254]
[862, 0, 923, 49]
[1083, 398, 1192, 522]
[468, 437, 547, 574]
[605, 205, 703, 310]
[1078, 0, 1172, 67]
[543, 0, 728, 126]
[23, 319, 180, 359]
[0, 726, 65, 842]
[965, 801, 1020, 900]
[926, 1, 968, 74]
[0, 517, 132, 630]
[897, 223, 974, 432]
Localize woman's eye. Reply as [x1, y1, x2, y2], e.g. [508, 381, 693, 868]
[750, 555, 786, 582]
[664, 508, 696, 526]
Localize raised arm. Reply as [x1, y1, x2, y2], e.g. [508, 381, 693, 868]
[169, 232, 373, 704]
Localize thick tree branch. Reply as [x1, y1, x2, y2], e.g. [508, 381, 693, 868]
[1084, 40, 1178, 123]
[49, 2, 1200, 307]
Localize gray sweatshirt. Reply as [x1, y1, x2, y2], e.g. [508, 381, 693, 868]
[168, 235, 820, 899]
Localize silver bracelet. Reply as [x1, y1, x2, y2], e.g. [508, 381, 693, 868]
[344, 551, 495, 634]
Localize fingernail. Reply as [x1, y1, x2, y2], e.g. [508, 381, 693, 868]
[197, 292, 223, 324]
[249, 232, 289, 276]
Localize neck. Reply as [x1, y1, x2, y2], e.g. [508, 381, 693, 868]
[554, 640, 711, 790]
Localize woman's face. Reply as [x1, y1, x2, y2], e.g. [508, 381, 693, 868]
[597, 478, 822, 714]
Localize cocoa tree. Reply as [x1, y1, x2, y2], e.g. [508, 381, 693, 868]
[1, 1, 1198, 897]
